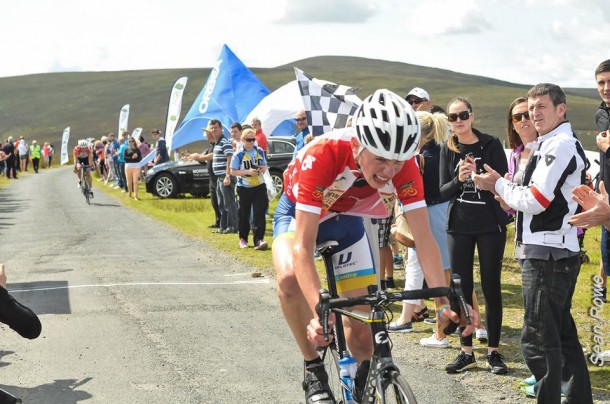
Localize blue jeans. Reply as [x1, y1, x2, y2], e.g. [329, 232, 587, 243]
[118, 162, 127, 189]
[216, 176, 237, 231]
[519, 255, 592, 404]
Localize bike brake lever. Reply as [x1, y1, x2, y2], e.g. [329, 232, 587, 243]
[443, 274, 472, 335]
[315, 289, 331, 342]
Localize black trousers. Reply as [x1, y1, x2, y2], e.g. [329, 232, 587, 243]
[448, 231, 506, 348]
[209, 174, 221, 226]
[236, 184, 268, 244]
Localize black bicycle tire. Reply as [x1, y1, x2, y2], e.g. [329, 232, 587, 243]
[82, 181, 90, 205]
[320, 342, 344, 404]
[376, 370, 417, 404]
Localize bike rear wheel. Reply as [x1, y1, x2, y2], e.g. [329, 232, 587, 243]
[376, 370, 417, 404]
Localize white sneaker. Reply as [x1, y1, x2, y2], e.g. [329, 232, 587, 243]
[420, 333, 449, 348]
[476, 328, 488, 342]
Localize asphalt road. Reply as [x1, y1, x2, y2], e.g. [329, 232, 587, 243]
[0, 167, 516, 404]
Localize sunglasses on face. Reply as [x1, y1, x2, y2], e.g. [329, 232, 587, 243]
[243, 138, 256, 142]
[511, 111, 530, 124]
[447, 111, 471, 122]
[295, 117, 307, 122]
[407, 98, 424, 105]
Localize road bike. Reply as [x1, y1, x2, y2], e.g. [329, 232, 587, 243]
[314, 240, 469, 404]
[78, 165, 94, 205]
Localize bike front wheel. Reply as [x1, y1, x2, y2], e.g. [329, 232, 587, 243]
[82, 184, 90, 205]
[319, 343, 344, 403]
[376, 370, 417, 404]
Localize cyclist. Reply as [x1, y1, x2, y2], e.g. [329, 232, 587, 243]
[73, 139, 93, 196]
[272, 89, 478, 404]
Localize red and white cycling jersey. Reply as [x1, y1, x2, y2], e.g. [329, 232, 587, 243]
[73, 146, 91, 160]
[283, 127, 425, 220]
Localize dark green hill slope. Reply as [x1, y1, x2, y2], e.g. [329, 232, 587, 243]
[0, 56, 601, 150]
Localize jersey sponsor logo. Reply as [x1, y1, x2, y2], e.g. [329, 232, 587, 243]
[301, 155, 316, 171]
[544, 154, 556, 166]
[337, 252, 352, 266]
[312, 186, 324, 201]
[398, 181, 418, 198]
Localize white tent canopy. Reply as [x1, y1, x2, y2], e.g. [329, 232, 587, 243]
[244, 80, 304, 137]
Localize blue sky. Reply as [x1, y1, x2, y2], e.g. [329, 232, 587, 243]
[1, 0, 608, 88]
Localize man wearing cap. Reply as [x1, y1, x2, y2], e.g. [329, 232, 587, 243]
[405, 87, 433, 112]
[152, 129, 169, 165]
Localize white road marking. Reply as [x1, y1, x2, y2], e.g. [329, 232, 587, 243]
[8, 279, 271, 293]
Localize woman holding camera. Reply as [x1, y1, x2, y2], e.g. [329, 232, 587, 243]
[439, 97, 510, 375]
[230, 128, 269, 251]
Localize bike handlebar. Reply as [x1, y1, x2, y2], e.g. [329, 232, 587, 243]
[316, 274, 471, 342]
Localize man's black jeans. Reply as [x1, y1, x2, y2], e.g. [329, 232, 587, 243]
[519, 255, 592, 404]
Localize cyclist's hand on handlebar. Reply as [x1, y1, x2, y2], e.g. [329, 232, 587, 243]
[306, 313, 336, 347]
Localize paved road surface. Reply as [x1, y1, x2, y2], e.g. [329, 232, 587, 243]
[0, 168, 494, 403]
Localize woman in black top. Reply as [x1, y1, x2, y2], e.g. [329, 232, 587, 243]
[124, 136, 142, 200]
[439, 97, 510, 375]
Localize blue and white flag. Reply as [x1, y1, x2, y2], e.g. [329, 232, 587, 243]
[171, 45, 270, 150]
[60, 127, 70, 165]
[139, 149, 156, 168]
[294, 68, 361, 137]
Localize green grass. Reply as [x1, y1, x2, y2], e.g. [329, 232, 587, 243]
[91, 174, 610, 395]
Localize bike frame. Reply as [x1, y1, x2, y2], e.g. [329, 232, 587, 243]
[317, 239, 464, 404]
[318, 241, 414, 403]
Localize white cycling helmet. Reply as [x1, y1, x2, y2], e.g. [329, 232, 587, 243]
[354, 89, 420, 161]
[78, 139, 88, 148]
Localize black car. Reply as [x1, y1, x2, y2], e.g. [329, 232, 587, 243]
[265, 136, 296, 196]
[145, 159, 211, 198]
[145, 136, 296, 199]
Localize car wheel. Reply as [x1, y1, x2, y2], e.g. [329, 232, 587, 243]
[154, 173, 179, 198]
[270, 171, 284, 198]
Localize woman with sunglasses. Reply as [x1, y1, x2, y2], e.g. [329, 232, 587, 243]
[507, 97, 538, 189]
[124, 136, 142, 200]
[230, 128, 269, 250]
[439, 97, 510, 375]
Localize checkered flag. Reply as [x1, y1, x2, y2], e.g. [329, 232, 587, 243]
[294, 68, 361, 137]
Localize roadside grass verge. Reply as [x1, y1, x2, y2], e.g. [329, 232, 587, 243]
[94, 174, 610, 395]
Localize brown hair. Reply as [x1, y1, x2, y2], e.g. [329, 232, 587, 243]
[595, 59, 610, 77]
[446, 97, 473, 153]
[506, 96, 528, 149]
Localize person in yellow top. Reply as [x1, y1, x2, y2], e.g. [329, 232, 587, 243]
[29, 140, 42, 173]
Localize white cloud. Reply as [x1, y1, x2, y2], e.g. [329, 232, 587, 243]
[277, 0, 378, 24]
[0, 0, 605, 87]
[404, 0, 491, 36]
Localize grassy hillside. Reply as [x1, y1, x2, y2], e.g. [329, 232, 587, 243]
[0, 56, 602, 150]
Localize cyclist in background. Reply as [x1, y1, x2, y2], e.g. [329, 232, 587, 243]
[272, 89, 477, 404]
[74, 139, 93, 196]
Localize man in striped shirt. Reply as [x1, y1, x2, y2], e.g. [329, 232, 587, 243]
[209, 119, 238, 234]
